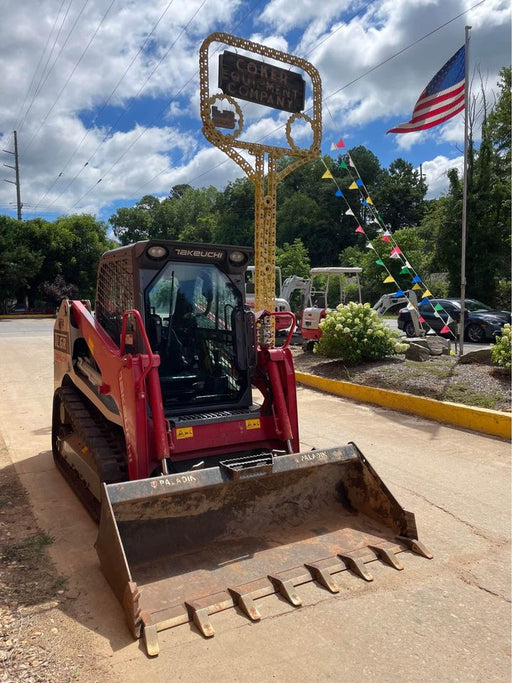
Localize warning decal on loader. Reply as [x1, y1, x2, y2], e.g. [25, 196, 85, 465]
[245, 419, 261, 430]
[54, 331, 69, 354]
[176, 427, 194, 439]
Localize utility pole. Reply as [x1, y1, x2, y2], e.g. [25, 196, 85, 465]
[3, 130, 22, 220]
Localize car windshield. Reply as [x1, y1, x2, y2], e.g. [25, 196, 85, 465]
[464, 300, 493, 313]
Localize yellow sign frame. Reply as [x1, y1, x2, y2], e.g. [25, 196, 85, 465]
[199, 32, 322, 333]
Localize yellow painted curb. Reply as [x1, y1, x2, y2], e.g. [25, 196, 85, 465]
[295, 371, 511, 441]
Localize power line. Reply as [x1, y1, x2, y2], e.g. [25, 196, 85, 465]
[18, 0, 89, 145]
[22, 0, 117, 156]
[33, 0, 178, 210]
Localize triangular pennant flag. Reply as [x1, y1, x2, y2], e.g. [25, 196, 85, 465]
[375, 258, 385, 266]
[345, 208, 354, 216]
[389, 252, 401, 259]
[336, 138, 345, 148]
[395, 289, 405, 297]
[322, 169, 333, 179]
[381, 234, 391, 242]
[330, 142, 337, 151]
[348, 155, 356, 168]
[418, 315, 425, 323]
[390, 246, 402, 255]
[446, 315, 453, 324]
[355, 226, 365, 234]
[366, 196, 373, 205]
[335, 189, 344, 197]
[356, 179, 363, 187]
[338, 161, 348, 170]
[361, 199, 369, 207]
[349, 181, 358, 190]
[440, 325, 451, 334]
[405, 261, 412, 268]
[383, 275, 395, 283]
[420, 298, 429, 304]
[406, 303, 416, 311]
[399, 267, 410, 274]
[423, 289, 432, 297]
[434, 303, 443, 311]
[383, 229, 391, 236]
[412, 276, 421, 283]
[365, 242, 374, 249]
[412, 283, 422, 290]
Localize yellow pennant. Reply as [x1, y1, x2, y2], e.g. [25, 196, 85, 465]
[322, 170, 333, 179]
[366, 196, 374, 205]
[412, 283, 422, 290]
[349, 181, 358, 189]
[423, 289, 432, 297]
[383, 275, 395, 283]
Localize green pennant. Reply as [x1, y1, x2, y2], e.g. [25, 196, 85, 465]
[399, 267, 410, 275]
[434, 303, 443, 311]
[375, 258, 385, 266]
[338, 161, 348, 169]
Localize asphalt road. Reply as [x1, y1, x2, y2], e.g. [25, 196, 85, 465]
[0, 318, 510, 682]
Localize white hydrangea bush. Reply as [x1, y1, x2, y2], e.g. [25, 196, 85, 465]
[491, 323, 511, 372]
[314, 302, 408, 366]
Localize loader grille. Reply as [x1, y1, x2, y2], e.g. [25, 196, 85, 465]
[96, 254, 134, 346]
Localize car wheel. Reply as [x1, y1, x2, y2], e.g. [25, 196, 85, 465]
[404, 321, 417, 337]
[466, 323, 485, 343]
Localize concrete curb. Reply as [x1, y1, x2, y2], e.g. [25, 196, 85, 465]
[295, 371, 511, 441]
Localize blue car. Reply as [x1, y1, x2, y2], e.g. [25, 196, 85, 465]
[397, 298, 511, 342]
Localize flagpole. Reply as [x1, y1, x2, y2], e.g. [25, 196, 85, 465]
[459, 25, 471, 355]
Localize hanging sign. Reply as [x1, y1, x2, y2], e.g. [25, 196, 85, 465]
[218, 50, 305, 112]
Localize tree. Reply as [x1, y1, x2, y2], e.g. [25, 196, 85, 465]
[0, 216, 44, 313]
[213, 178, 254, 245]
[372, 159, 427, 231]
[276, 238, 310, 279]
[434, 67, 511, 304]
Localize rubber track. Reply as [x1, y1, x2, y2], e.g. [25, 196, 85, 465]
[53, 384, 127, 521]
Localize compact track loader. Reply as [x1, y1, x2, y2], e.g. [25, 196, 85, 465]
[52, 239, 432, 656]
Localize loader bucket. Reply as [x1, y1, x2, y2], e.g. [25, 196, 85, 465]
[95, 442, 432, 656]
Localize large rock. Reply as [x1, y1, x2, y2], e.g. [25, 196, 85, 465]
[459, 348, 493, 365]
[405, 342, 430, 362]
[409, 336, 451, 356]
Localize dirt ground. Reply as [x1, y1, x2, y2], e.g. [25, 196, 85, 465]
[291, 347, 511, 412]
[0, 438, 109, 682]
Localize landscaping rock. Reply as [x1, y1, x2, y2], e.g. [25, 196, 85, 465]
[459, 348, 493, 365]
[405, 342, 430, 362]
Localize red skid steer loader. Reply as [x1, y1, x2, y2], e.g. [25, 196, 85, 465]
[52, 239, 431, 656]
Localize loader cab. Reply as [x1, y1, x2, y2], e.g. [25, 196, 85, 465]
[140, 244, 255, 415]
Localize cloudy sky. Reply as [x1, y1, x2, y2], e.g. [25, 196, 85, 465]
[0, 0, 509, 223]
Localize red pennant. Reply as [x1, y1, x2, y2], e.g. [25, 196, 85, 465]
[390, 246, 402, 255]
[381, 235, 391, 242]
[355, 226, 365, 234]
[418, 315, 425, 323]
[440, 325, 451, 334]
[336, 138, 345, 148]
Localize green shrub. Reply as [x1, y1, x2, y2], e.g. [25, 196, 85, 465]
[491, 323, 511, 372]
[315, 302, 409, 366]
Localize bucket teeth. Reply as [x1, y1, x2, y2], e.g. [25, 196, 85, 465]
[368, 545, 404, 571]
[397, 536, 433, 560]
[186, 602, 215, 638]
[228, 588, 262, 621]
[142, 623, 160, 657]
[305, 562, 340, 593]
[268, 575, 303, 606]
[338, 553, 374, 582]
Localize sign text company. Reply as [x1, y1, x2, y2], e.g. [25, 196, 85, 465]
[218, 51, 305, 113]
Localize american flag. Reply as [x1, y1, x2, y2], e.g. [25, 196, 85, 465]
[387, 46, 465, 134]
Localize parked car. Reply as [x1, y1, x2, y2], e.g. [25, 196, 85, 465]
[397, 298, 511, 342]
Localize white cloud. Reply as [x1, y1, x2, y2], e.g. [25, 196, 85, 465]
[419, 154, 463, 197]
